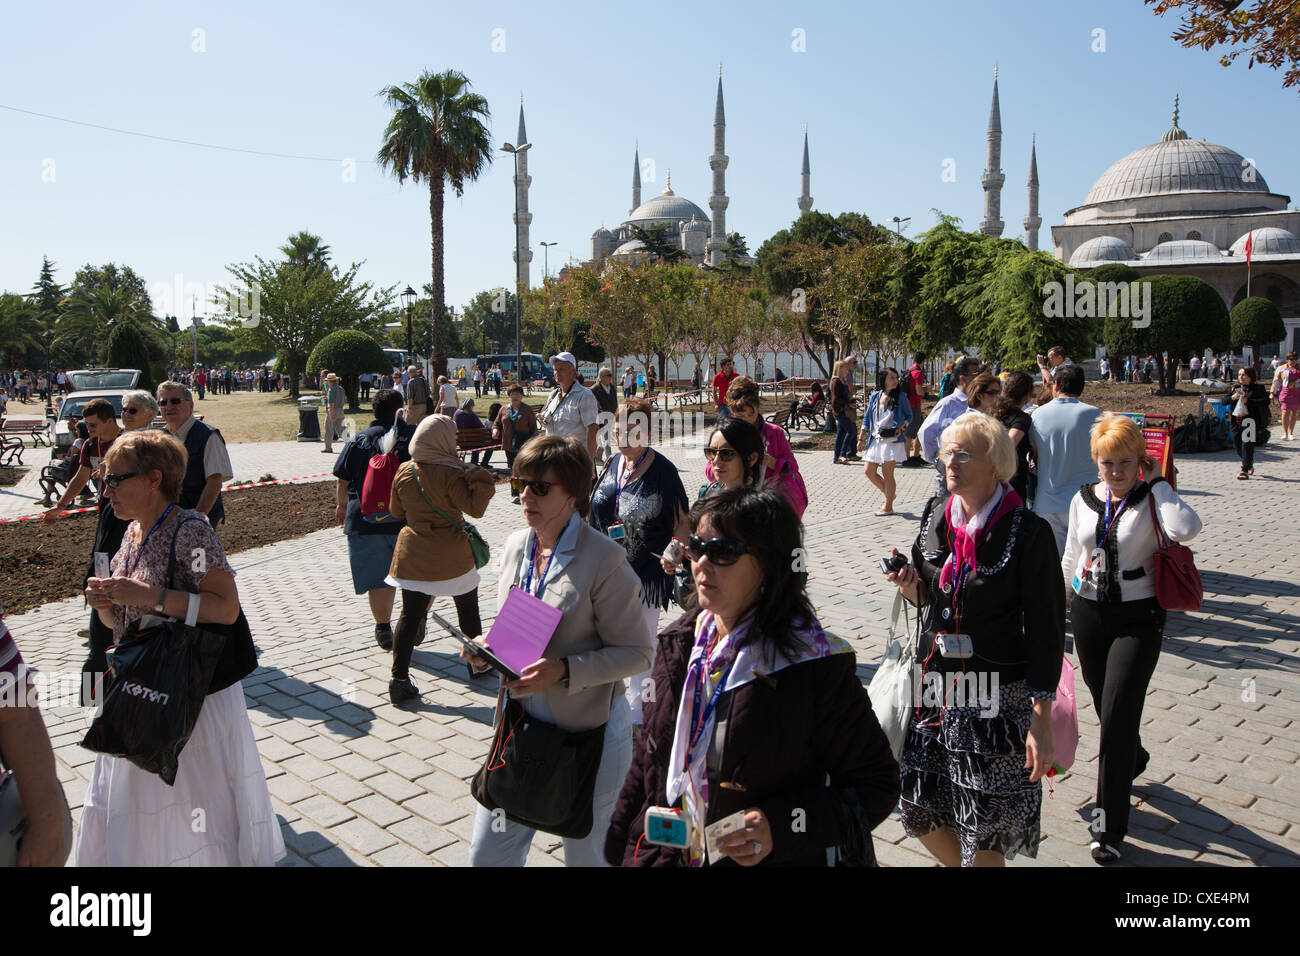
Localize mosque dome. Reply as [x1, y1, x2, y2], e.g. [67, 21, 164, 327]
[591, 225, 613, 239]
[1068, 235, 1137, 267]
[1143, 239, 1224, 261]
[680, 216, 707, 233]
[1229, 227, 1300, 257]
[611, 239, 648, 257]
[626, 173, 710, 226]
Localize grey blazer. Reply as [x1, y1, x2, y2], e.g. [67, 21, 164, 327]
[495, 514, 655, 732]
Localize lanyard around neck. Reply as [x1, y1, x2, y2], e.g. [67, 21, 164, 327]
[126, 504, 175, 579]
[521, 530, 559, 599]
[614, 447, 650, 515]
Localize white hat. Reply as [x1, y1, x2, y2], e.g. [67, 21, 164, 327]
[549, 351, 577, 367]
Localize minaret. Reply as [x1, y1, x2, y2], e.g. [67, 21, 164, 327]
[979, 68, 1005, 238]
[707, 66, 730, 266]
[630, 140, 642, 216]
[1023, 135, 1041, 251]
[797, 125, 812, 215]
[512, 95, 533, 290]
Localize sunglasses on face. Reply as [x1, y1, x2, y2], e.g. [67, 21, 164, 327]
[122, 406, 142, 414]
[103, 471, 138, 488]
[703, 446, 738, 462]
[159, 397, 187, 406]
[510, 477, 555, 497]
[685, 534, 748, 567]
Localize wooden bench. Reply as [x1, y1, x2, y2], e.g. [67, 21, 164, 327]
[455, 427, 500, 462]
[766, 400, 797, 440]
[792, 395, 828, 431]
[1, 417, 50, 447]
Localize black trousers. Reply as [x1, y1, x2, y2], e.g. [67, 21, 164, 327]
[1233, 421, 1256, 472]
[392, 587, 482, 680]
[1071, 594, 1165, 843]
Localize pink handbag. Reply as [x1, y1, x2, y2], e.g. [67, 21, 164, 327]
[1048, 659, 1078, 777]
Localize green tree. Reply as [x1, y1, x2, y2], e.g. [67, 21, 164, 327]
[627, 223, 688, 262]
[219, 238, 392, 398]
[1230, 295, 1286, 364]
[1104, 274, 1229, 393]
[106, 322, 156, 394]
[57, 283, 165, 366]
[280, 232, 332, 274]
[1147, 0, 1300, 92]
[0, 294, 39, 368]
[377, 69, 493, 379]
[307, 329, 390, 411]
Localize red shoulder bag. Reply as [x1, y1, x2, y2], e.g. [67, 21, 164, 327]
[1148, 492, 1202, 611]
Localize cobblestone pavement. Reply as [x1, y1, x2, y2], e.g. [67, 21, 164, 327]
[12, 425, 1300, 867]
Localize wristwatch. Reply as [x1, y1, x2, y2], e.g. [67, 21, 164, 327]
[152, 587, 167, 613]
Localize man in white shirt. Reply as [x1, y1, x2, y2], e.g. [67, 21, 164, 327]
[158, 381, 234, 524]
[1036, 346, 1073, 386]
[540, 351, 599, 462]
[917, 356, 986, 497]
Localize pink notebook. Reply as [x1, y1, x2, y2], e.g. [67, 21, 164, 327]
[486, 587, 563, 675]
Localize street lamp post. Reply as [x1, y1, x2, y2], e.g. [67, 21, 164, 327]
[539, 241, 557, 279]
[500, 141, 531, 388]
[42, 329, 55, 415]
[400, 285, 417, 365]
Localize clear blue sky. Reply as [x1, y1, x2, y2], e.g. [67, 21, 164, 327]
[2, 0, 1297, 318]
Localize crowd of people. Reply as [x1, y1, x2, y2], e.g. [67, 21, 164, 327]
[15, 338, 1295, 870]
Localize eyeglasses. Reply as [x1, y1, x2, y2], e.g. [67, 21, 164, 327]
[159, 397, 187, 406]
[103, 471, 138, 488]
[685, 534, 748, 566]
[703, 447, 738, 462]
[939, 448, 978, 464]
[510, 477, 555, 497]
[122, 406, 142, 414]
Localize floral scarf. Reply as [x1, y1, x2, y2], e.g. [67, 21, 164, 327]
[665, 608, 853, 865]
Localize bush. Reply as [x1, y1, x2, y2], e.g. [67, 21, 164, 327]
[306, 330, 389, 410]
[106, 323, 156, 395]
[1230, 296, 1285, 359]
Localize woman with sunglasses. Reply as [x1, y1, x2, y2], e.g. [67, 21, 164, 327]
[589, 398, 690, 724]
[384, 415, 495, 706]
[606, 486, 900, 866]
[696, 418, 764, 500]
[965, 373, 1002, 414]
[79, 429, 281, 866]
[859, 368, 912, 516]
[119, 390, 160, 431]
[460, 435, 655, 866]
[887, 412, 1064, 867]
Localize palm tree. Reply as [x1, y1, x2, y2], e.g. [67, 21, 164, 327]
[280, 232, 332, 276]
[0, 293, 39, 368]
[377, 69, 492, 378]
[57, 286, 164, 365]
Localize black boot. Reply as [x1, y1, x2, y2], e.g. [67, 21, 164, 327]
[388, 677, 420, 707]
[374, 623, 393, 651]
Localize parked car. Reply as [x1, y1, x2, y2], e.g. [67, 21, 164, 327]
[50, 369, 141, 461]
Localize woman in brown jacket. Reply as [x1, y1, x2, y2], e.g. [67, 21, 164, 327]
[385, 415, 496, 706]
[492, 384, 538, 501]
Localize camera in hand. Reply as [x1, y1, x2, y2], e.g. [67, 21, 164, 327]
[879, 553, 909, 576]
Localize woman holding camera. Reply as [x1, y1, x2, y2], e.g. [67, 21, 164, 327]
[859, 368, 912, 516]
[888, 413, 1064, 867]
[606, 486, 900, 866]
[461, 436, 654, 866]
[1062, 414, 1201, 863]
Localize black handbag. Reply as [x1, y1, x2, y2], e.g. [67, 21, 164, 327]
[80, 517, 233, 785]
[471, 693, 606, 838]
[876, 425, 900, 439]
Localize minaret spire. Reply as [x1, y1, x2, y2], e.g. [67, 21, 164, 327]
[631, 140, 642, 215]
[1023, 135, 1041, 252]
[798, 125, 812, 215]
[512, 95, 533, 290]
[707, 70, 730, 266]
[979, 68, 1005, 238]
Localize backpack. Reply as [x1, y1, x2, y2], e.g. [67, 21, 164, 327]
[360, 413, 405, 523]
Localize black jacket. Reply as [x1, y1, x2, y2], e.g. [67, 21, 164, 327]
[605, 607, 900, 867]
[912, 495, 1065, 694]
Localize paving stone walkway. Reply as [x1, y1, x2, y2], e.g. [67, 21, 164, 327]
[12, 425, 1300, 867]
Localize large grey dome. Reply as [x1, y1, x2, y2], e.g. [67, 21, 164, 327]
[1069, 235, 1137, 267]
[1084, 138, 1270, 206]
[626, 192, 710, 225]
[1229, 227, 1300, 257]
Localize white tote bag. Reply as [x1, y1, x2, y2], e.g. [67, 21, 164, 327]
[866, 590, 916, 762]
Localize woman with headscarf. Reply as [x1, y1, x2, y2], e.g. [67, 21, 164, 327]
[385, 415, 496, 706]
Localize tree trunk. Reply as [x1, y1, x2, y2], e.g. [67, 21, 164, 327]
[287, 354, 301, 399]
[345, 374, 360, 412]
[429, 174, 448, 380]
[799, 327, 828, 378]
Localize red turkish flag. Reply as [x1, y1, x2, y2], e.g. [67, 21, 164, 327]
[1245, 230, 1253, 266]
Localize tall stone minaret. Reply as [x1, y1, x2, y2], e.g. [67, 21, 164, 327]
[798, 125, 813, 215]
[707, 67, 730, 266]
[1024, 135, 1041, 252]
[512, 95, 533, 290]
[630, 140, 642, 216]
[979, 68, 1005, 238]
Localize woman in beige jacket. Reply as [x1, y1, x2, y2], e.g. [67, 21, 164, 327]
[386, 415, 495, 706]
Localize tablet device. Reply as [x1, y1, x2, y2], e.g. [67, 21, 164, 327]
[456, 635, 520, 681]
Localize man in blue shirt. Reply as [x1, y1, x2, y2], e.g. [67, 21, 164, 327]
[918, 356, 986, 497]
[1028, 364, 1103, 556]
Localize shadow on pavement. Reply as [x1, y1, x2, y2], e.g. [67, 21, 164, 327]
[244, 666, 376, 737]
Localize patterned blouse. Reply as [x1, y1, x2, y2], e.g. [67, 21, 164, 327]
[109, 508, 235, 642]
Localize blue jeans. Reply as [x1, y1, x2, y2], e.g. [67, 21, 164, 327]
[833, 413, 856, 460]
[469, 691, 632, 867]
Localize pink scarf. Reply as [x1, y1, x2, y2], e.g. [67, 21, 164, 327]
[939, 483, 1023, 589]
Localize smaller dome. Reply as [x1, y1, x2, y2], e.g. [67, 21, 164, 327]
[681, 216, 707, 233]
[612, 239, 647, 257]
[1229, 227, 1300, 257]
[1144, 239, 1222, 261]
[1069, 235, 1136, 267]
[591, 225, 612, 238]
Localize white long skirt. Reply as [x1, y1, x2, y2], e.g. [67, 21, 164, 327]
[75, 682, 286, 867]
